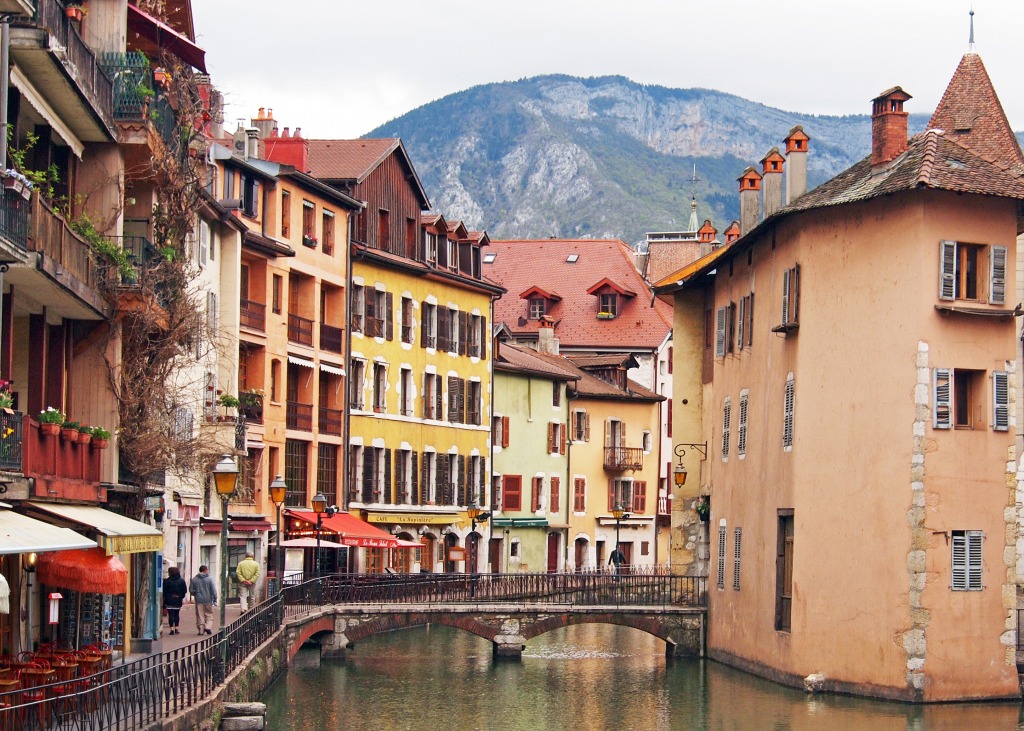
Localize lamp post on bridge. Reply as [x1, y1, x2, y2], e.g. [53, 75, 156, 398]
[213, 455, 239, 631]
[610, 503, 629, 579]
[270, 475, 286, 593]
[311, 493, 337, 577]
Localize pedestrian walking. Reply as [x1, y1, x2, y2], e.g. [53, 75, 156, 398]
[163, 566, 187, 635]
[190, 565, 218, 635]
[235, 552, 261, 612]
[609, 546, 625, 581]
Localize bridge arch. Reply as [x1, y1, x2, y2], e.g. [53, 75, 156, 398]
[287, 615, 336, 662]
[521, 612, 677, 645]
[343, 613, 500, 646]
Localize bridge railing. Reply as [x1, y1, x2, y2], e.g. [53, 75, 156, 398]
[282, 572, 706, 610]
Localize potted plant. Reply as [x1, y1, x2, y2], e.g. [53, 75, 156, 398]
[76, 423, 92, 445]
[696, 495, 711, 523]
[38, 407, 64, 437]
[238, 388, 265, 420]
[90, 426, 110, 449]
[0, 380, 13, 414]
[61, 420, 80, 441]
[152, 67, 172, 89]
[597, 311, 614, 320]
[302, 234, 317, 248]
[65, 3, 86, 21]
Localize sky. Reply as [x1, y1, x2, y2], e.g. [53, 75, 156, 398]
[191, 1, 1024, 140]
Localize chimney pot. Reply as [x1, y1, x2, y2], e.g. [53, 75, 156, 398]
[294, 127, 302, 138]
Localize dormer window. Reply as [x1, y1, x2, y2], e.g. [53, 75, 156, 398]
[424, 233, 438, 265]
[529, 298, 545, 320]
[520, 285, 561, 321]
[587, 278, 635, 321]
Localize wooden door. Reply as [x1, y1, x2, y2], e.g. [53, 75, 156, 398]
[546, 533, 559, 573]
[489, 537, 502, 574]
[621, 542, 633, 574]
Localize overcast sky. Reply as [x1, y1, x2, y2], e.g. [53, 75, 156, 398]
[192, 1, 1024, 140]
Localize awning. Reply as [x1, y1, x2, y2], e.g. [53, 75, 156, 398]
[279, 537, 347, 550]
[127, 3, 207, 73]
[492, 518, 550, 528]
[287, 510, 401, 548]
[26, 503, 163, 555]
[0, 510, 96, 554]
[288, 355, 315, 369]
[231, 518, 273, 532]
[172, 486, 203, 506]
[37, 548, 128, 595]
[396, 539, 423, 549]
[319, 362, 345, 376]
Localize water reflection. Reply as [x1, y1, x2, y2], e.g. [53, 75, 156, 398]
[264, 624, 1024, 730]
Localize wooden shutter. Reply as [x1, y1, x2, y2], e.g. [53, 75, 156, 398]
[420, 452, 429, 503]
[559, 424, 566, 455]
[420, 302, 427, 348]
[939, 240, 957, 301]
[459, 455, 468, 506]
[967, 531, 983, 590]
[783, 376, 795, 447]
[619, 422, 626, 448]
[573, 478, 585, 512]
[548, 423, 557, 453]
[990, 245, 1007, 304]
[502, 416, 510, 448]
[737, 392, 748, 457]
[365, 290, 377, 335]
[604, 418, 611, 448]
[503, 475, 521, 511]
[385, 292, 394, 341]
[933, 368, 952, 429]
[736, 296, 746, 349]
[633, 480, 646, 514]
[447, 376, 459, 422]
[781, 268, 791, 324]
[362, 452, 375, 503]
[459, 378, 467, 423]
[459, 311, 469, 355]
[715, 306, 727, 357]
[436, 377, 443, 421]
[746, 292, 755, 346]
[383, 448, 392, 503]
[726, 301, 736, 353]
[584, 412, 590, 441]
[411, 451, 420, 504]
[951, 531, 967, 590]
[531, 477, 541, 511]
[437, 455, 449, 504]
[607, 479, 615, 511]
[993, 371, 1009, 431]
[550, 476, 560, 513]
[480, 316, 487, 360]
[394, 451, 405, 504]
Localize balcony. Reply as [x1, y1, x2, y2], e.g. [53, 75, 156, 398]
[99, 51, 153, 120]
[286, 401, 313, 431]
[21, 416, 105, 501]
[320, 323, 343, 353]
[603, 446, 644, 472]
[240, 298, 266, 331]
[0, 187, 29, 254]
[318, 406, 343, 436]
[288, 313, 313, 346]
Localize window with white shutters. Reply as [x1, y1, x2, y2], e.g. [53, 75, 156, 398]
[951, 530, 983, 591]
[783, 375, 795, 449]
[715, 306, 727, 357]
[781, 265, 799, 328]
[993, 371, 1009, 431]
[733, 527, 742, 590]
[939, 240, 1005, 304]
[737, 390, 749, 457]
[717, 524, 726, 590]
[933, 368, 952, 429]
[990, 246, 1007, 304]
[721, 398, 731, 460]
[736, 296, 746, 349]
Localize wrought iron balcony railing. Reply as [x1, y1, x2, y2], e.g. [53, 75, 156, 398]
[286, 401, 313, 431]
[240, 298, 266, 331]
[288, 313, 314, 346]
[320, 323, 343, 353]
[318, 406, 343, 436]
[603, 446, 644, 472]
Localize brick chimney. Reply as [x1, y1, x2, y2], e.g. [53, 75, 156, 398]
[738, 167, 762, 236]
[760, 147, 786, 217]
[251, 107, 277, 139]
[784, 126, 809, 203]
[264, 124, 309, 172]
[871, 86, 912, 167]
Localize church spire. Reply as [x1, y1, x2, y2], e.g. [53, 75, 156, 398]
[687, 197, 699, 234]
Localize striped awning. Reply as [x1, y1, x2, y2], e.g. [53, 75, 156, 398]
[26, 503, 163, 555]
[319, 362, 345, 376]
[287, 355, 315, 369]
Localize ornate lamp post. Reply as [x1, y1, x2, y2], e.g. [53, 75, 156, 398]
[311, 493, 337, 577]
[466, 502, 490, 575]
[213, 455, 238, 629]
[270, 475, 287, 593]
[611, 503, 629, 578]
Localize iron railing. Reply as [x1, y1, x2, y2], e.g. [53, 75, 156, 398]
[0, 188, 29, 250]
[0, 410, 23, 471]
[604, 446, 644, 471]
[288, 313, 313, 345]
[318, 406, 343, 436]
[99, 51, 153, 119]
[286, 401, 312, 431]
[240, 298, 266, 331]
[35, 0, 114, 119]
[320, 323, 343, 353]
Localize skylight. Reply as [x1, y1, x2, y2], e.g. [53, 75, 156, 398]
[566, 254, 579, 263]
[483, 253, 496, 264]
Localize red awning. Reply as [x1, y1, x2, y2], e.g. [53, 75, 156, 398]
[286, 510, 401, 548]
[37, 548, 128, 595]
[230, 518, 273, 532]
[127, 3, 207, 73]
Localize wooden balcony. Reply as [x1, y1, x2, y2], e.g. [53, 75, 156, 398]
[603, 446, 644, 472]
[22, 416, 105, 501]
[286, 401, 313, 431]
[240, 298, 267, 331]
[29, 195, 101, 294]
[288, 313, 313, 346]
[320, 323, 343, 353]
[318, 406, 343, 436]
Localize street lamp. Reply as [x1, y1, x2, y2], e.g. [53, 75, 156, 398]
[611, 503, 629, 578]
[673, 442, 708, 486]
[23, 552, 36, 652]
[270, 475, 287, 594]
[311, 493, 337, 577]
[213, 455, 238, 629]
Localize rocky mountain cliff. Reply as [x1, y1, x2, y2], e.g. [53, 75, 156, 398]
[367, 75, 1014, 245]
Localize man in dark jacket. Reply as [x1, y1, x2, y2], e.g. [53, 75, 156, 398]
[162, 567, 187, 635]
[190, 565, 218, 635]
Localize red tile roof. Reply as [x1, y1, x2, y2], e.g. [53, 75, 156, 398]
[643, 241, 703, 284]
[928, 53, 1024, 173]
[494, 342, 579, 381]
[306, 138, 431, 207]
[485, 239, 672, 350]
[497, 344, 662, 402]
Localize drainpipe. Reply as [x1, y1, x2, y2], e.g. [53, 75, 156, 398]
[0, 19, 9, 374]
[488, 293, 496, 571]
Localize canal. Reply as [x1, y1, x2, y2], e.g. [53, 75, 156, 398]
[264, 624, 1024, 730]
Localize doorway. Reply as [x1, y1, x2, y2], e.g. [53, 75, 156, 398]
[445, 532, 459, 573]
[489, 537, 502, 574]
[546, 533, 559, 573]
[467, 532, 480, 573]
[574, 538, 588, 572]
[421, 534, 436, 572]
[620, 542, 633, 574]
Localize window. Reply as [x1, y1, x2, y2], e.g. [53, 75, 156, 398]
[302, 201, 315, 246]
[467, 381, 481, 425]
[281, 191, 290, 238]
[608, 478, 632, 511]
[737, 293, 754, 349]
[378, 209, 390, 250]
[714, 306, 727, 357]
[242, 175, 259, 217]
[531, 476, 543, 512]
[550, 476, 560, 513]
[552, 382, 561, 407]
[366, 289, 387, 338]
[424, 232, 438, 265]
[396, 449, 412, 503]
[468, 314, 486, 358]
[780, 264, 800, 329]
[599, 293, 618, 318]
[721, 398, 731, 459]
[316, 444, 338, 505]
[284, 439, 309, 507]
[503, 475, 522, 511]
[349, 359, 365, 410]
[361, 447, 385, 503]
[424, 373, 440, 420]
[421, 302, 437, 349]
[775, 511, 794, 631]
[405, 218, 418, 259]
[322, 211, 335, 256]
[783, 375, 794, 449]
[951, 530, 983, 591]
[632, 480, 646, 514]
[347, 445, 363, 504]
[272, 274, 282, 314]
[939, 240, 1006, 304]
[469, 455, 483, 506]
[529, 298, 545, 320]
[448, 376, 465, 423]
[547, 423, 566, 454]
[733, 527, 742, 590]
[717, 525, 726, 590]
[573, 478, 586, 512]
[447, 238, 458, 273]
[400, 368, 414, 416]
[572, 410, 590, 441]
[401, 297, 414, 344]
[445, 308, 458, 353]
[270, 359, 280, 402]
[422, 452, 437, 503]
[493, 415, 510, 448]
[641, 431, 652, 453]
[737, 390, 749, 457]
[373, 363, 387, 412]
[932, 368, 1001, 430]
[351, 286, 365, 335]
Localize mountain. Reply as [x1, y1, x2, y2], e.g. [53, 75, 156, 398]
[366, 75, 1003, 245]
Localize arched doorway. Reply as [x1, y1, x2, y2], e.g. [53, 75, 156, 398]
[467, 532, 481, 573]
[546, 532, 559, 573]
[421, 533, 437, 573]
[394, 532, 416, 573]
[574, 537, 588, 572]
[444, 532, 459, 573]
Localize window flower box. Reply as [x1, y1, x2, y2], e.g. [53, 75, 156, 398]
[302, 234, 317, 248]
[597, 312, 615, 320]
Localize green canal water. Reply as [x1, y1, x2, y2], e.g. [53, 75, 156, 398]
[263, 624, 1024, 730]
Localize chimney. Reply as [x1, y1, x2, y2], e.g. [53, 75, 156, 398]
[245, 128, 260, 159]
[251, 107, 277, 139]
[760, 147, 786, 216]
[231, 121, 247, 157]
[784, 126, 810, 203]
[724, 221, 740, 244]
[264, 124, 309, 172]
[871, 86, 912, 167]
[537, 318, 560, 355]
[738, 167, 762, 236]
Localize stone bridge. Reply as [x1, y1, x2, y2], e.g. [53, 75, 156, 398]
[282, 603, 705, 660]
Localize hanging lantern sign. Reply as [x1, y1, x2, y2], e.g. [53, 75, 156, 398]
[48, 592, 63, 624]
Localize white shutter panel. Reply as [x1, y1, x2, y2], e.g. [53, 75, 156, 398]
[967, 531, 983, 590]
[721, 398, 731, 459]
[933, 368, 952, 429]
[736, 297, 746, 350]
[717, 525, 726, 590]
[993, 371, 1009, 431]
[783, 375, 795, 448]
[781, 268, 791, 324]
[951, 532, 967, 590]
[737, 391, 748, 457]
[199, 222, 209, 267]
[715, 307, 727, 357]
[989, 245, 1007, 304]
[939, 240, 956, 301]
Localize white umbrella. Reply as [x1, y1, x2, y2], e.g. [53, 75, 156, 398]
[0, 572, 9, 614]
